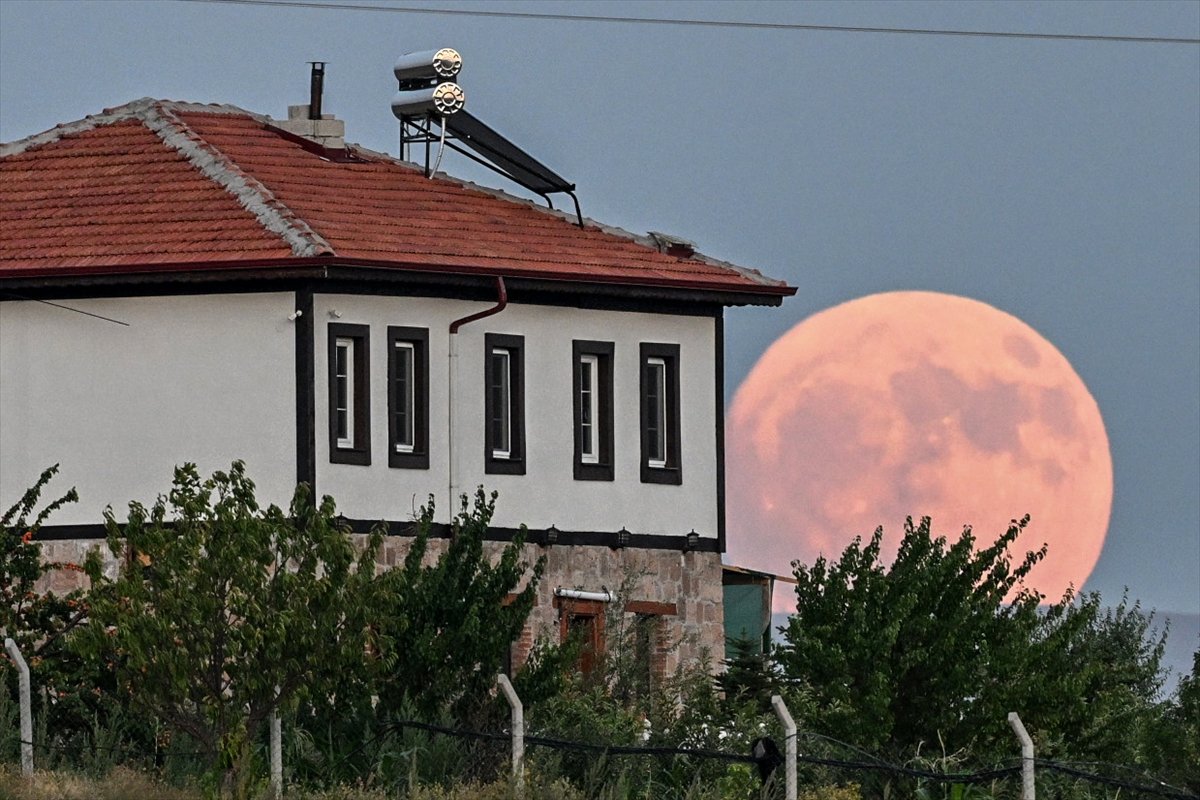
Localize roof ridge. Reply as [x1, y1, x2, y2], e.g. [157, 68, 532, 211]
[0, 98, 152, 157]
[139, 101, 334, 258]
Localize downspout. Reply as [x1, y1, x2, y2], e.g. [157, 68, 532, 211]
[448, 276, 508, 512]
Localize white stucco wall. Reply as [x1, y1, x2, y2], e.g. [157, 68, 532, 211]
[0, 293, 298, 524]
[314, 293, 719, 538]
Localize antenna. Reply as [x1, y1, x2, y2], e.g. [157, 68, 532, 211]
[391, 48, 584, 227]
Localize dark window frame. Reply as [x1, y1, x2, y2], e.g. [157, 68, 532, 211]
[387, 326, 429, 470]
[327, 322, 371, 466]
[485, 333, 525, 475]
[558, 598, 606, 676]
[572, 340, 615, 481]
[639, 342, 681, 485]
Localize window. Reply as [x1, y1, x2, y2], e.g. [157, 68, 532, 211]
[559, 599, 605, 676]
[639, 342, 681, 484]
[485, 333, 525, 474]
[572, 340, 614, 481]
[388, 326, 429, 469]
[327, 323, 370, 465]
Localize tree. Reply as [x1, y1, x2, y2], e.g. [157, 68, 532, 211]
[1, 465, 83, 663]
[79, 462, 383, 795]
[778, 515, 1177, 778]
[370, 488, 544, 720]
[718, 635, 788, 714]
[779, 515, 1056, 760]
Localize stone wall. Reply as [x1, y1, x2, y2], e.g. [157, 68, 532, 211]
[35, 536, 726, 676]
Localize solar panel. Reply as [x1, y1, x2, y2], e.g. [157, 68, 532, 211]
[443, 110, 575, 197]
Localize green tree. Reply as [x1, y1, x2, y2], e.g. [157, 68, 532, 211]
[0, 465, 83, 664]
[718, 635, 788, 714]
[779, 515, 1056, 760]
[778, 515, 1176, 779]
[371, 488, 545, 720]
[1144, 650, 1200, 794]
[79, 462, 382, 795]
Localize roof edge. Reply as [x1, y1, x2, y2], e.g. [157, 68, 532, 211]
[0, 256, 793, 306]
[344, 142, 792, 292]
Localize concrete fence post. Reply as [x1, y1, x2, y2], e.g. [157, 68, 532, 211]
[270, 685, 282, 798]
[496, 674, 524, 794]
[4, 638, 33, 776]
[771, 694, 797, 800]
[1008, 711, 1035, 800]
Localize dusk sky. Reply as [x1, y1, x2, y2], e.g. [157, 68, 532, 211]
[1, 1, 1197, 621]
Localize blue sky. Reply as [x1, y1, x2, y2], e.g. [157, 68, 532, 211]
[1, 0, 1197, 616]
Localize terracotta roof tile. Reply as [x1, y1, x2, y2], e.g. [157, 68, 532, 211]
[0, 99, 792, 299]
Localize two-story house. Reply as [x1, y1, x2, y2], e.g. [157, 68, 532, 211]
[0, 97, 794, 675]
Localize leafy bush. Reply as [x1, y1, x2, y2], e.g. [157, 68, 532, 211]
[78, 462, 383, 794]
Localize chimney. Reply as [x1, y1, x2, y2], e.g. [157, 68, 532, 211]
[273, 62, 346, 149]
[648, 231, 696, 259]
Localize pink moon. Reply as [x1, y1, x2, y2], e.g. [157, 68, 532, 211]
[726, 291, 1113, 607]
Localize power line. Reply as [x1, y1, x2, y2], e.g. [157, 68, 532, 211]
[173, 0, 1200, 45]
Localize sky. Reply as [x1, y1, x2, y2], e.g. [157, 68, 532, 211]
[1, 0, 1197, 619]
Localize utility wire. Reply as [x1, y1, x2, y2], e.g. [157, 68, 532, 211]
[0, 293, 130, 327]
[173, 0, 1200, 45]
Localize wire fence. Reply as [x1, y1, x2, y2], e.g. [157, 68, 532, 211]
[5, 720, 1198, 799]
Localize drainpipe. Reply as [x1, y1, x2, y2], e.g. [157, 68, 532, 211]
[554, 587, 616, 604]
[448, 277, 508, 511]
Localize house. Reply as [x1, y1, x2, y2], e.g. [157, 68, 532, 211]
[0, 96, 794, 675]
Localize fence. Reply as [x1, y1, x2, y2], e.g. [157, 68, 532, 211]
[3, 637, 1196, 800]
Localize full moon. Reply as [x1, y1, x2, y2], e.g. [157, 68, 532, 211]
[726, 291, 1112, 605]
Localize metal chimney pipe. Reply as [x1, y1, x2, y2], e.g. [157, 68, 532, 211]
[309, 62, 326, 120]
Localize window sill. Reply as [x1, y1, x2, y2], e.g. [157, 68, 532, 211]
[331, 447, 371, 466]
[389, 450, 429, 470]
[574, 462, 614, 481]
[486, 457, 526, 476]
[640, 464, 681, 485]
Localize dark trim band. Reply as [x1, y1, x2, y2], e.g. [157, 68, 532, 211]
[32, 522, 722, 554]
[295, 285, 316, 494]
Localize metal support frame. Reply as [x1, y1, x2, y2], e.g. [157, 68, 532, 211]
[497, 674, 524, 793]
[771, 694, 797, 800]
[398, 116, 585, 227]
[1008, 712, 1036, 800]
[4, 638, 33, 775]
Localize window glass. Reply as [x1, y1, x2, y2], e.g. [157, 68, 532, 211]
[639, 342, 681, 484]
[491, 348, 512, 458]
[572, 340, 614, 481]
[387, 326, 429, 469]
[484, 333, 525, 474]
[335, 338, 353, 448]
[579, 354, 598, 463]
[392, 342, 414, 453]
[328, 323, 371, 466]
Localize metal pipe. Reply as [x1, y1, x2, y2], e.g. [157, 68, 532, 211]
[497, 674, 524, 793]
[771, 694, 796, 800]
[553, 587, 615, 603]
[4, 638, 32, 775]
[308, 62, 325, 120]
[1008, 712, 1035, 800]
[447, 277, 508, 510]
[270, 686, 282, 798]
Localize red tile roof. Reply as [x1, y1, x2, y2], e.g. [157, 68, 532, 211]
[0, 99, 792, 300]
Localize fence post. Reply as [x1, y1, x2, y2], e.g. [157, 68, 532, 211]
[270, 685, 282, 799]
[1008, 711, 1035, 800]
[771, 694, 797, 800]
[4, 638, 33, 776]
[496, 674, 524, 794]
